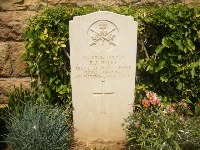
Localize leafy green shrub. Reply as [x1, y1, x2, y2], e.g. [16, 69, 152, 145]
[5, 102, 73, 150]
[136, 4, 200, 104]
[23, 4, 200, 108]
[23, 7, 78, 107]
[124, 91, 200, 150]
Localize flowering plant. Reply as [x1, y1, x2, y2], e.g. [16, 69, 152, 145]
[141, 91, 160, 108]
[124, 91, 200, 150]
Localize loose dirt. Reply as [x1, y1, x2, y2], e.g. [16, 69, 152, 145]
[72, 140, 127, 150]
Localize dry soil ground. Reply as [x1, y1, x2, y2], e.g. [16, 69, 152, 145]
[2, 140, 127, 150]
[72, 140, 127, 150]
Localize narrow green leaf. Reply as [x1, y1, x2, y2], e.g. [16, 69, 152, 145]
[56, 85, 63, 93]
[26, 61, 33, 66]
[195, 103, 200, 115]
[162, 37, 171, 47]
[176, 66, 184, 72]
[49, 77, 55, 84]
[177, 82, 182, 90]
[46, 88, 51, 98]
[40, 43, 46, 48]
[185, 98, 193, 104]
[44, 28, 48, 34]
[60, 44, 66, 47]
[191, 60, 200, 67]
[160, 76, 168, 82]
[197, 30, 200, 39]
[156, 45, 164, 55]
[191, 68, 195, 78]
[156, 60, 165, 72]
[173, 141, 181, 150]
[62, 85, 68, 92]
[178, 55, 182, 60]
[180, 74, 186, 78]
[53, 57, 58, 60]
[146, 65, 153, 71]
[187, 39, 195, 50]
[175, 40, 184, 51]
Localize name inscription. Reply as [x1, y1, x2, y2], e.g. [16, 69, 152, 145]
[74, 55, 134, 79]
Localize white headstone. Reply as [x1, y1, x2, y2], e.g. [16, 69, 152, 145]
[69, 11, 138, 141]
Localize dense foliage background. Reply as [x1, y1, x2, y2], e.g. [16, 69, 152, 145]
[135, 4, 200, 106]
[23, 4, 200, 109]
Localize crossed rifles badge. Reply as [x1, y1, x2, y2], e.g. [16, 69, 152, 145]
[88, 20, 119, 52]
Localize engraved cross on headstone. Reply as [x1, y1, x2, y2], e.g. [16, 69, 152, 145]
[93, 81, 114, 114]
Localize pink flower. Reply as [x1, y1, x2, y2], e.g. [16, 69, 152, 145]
[171, 103, 177, 108]
[179, 117, 184, 122]
[146, 91, 156, 100]
[142, 100, 150, 108]
[135, 121, 140, 129]
[150, 96, 160, 106]
[198, 102, 200, 108]
[182, 103, 187, 107]
[146, 91, 160, 106]
[165, 105, 175, 114]
[132, 105, 136, 112]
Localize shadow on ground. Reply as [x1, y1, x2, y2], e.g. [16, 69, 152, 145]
[0, 117, 7, 150]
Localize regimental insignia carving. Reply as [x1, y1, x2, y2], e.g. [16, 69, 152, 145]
[88, 20, 119, 53]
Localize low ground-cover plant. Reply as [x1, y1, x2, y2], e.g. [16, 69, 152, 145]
[0, 108, 8, 150]
[5, 101, 73, 150]
[0, 81, 73, 149]
[0, 85, 34, 149]
[124, 91, 200, 150]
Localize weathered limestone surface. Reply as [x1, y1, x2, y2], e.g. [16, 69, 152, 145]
[0, 42, 27, 77]
[0, 77, 31, 103]
[0, 41, 29, 103]
[0, 0, 43, 11]
[0, 11, 36, 41]
[0, 0, 199, 11]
